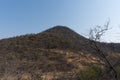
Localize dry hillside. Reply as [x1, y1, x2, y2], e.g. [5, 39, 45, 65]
[0, 26, 120, 80]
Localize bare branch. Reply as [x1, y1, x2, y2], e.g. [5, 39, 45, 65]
[89, 21, 118, 80]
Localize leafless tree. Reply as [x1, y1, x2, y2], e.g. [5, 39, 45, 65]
[89, 21, 118, 80]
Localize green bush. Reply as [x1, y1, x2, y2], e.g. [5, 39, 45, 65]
[7, 55, 17, 60]
[116, 66, 120, 76]
[77, 65, 103, 80]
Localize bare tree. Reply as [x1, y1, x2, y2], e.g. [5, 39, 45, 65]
[89, 21, 118, 80]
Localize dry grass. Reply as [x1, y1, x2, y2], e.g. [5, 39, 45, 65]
[0, 49, 117, 80]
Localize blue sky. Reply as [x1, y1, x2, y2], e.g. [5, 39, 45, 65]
[0, 0, 120, 42]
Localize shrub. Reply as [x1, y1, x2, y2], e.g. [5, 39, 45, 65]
[116, 66, 120, 77]
[76, 65, 103, 80]
[7, 55, 16, 60]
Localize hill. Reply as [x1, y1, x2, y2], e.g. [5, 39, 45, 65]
[0, 26, 120, 80]
[0, 26, 92, 53]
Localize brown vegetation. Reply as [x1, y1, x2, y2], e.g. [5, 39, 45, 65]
[0, 26, 120, 80]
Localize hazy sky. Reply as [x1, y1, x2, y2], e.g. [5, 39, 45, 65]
[0, 0, 120, 42]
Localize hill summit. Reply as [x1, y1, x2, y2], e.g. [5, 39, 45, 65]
[40, 25, 89, 50]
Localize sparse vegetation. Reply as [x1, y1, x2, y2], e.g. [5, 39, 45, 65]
[0, 26, 119, 80]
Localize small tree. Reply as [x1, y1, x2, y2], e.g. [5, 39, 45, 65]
[89, 21, 118, 80]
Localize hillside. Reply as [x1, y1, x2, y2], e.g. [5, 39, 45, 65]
[0, 26, 120, 80]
